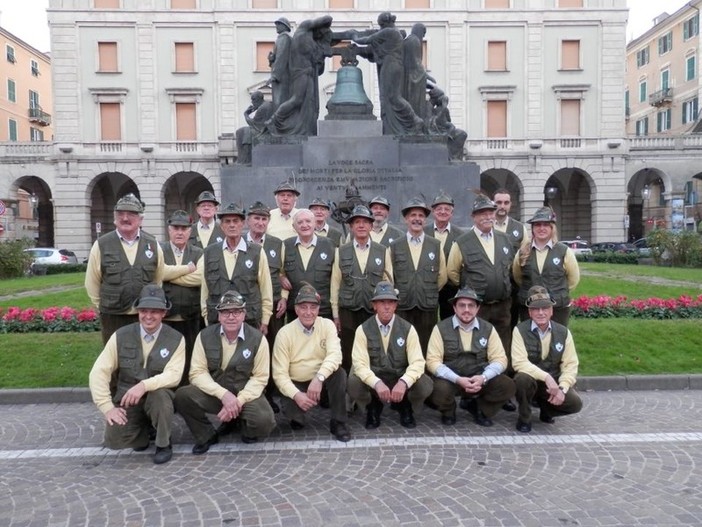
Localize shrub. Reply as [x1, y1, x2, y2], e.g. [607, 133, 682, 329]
[0, 239, 34, 279]
[647, 229, 702, 268]
[572, 294, 702, 319]
[43, 263, 88, 275]
[0, 306, 100, 333]
[589, 252, 639, 265]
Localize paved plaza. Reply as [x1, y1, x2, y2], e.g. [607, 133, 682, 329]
[1, 389, 701, 526]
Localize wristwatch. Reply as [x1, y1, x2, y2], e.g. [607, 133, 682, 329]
[316, 374, 325, 383]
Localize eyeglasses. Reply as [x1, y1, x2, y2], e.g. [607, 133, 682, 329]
[219, 309, 245, 318]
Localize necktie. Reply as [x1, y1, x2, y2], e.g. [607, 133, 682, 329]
[380, 324, 390, 337]
[144, 333, 155, 343]
[201, 224, 210, 230]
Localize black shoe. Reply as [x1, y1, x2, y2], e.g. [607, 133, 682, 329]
[399, 407, 416, 429]
[290, 420, 305, 431]
[474, 410, 493, 427]
[365, 403, 381, 429]
[539, 412, 555, 424]
[330, 419, 351, 442]
[217, 419, 241, 436]
[441, 411, 456, 426]
[241, 435, 258, 444]
[153, 445, 172, 464]
[502, 401, 517, 412]
[132, 443, 149, 452]
[192, 434, 218, 455]
[516, 420, 532, 433]
[458, 397, 473, 411]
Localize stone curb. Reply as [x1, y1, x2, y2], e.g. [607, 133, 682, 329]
[2, 375, 702, 405]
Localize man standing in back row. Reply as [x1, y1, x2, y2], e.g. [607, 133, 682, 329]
[189, 191, 225, 249]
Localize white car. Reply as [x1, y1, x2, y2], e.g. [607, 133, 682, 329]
[24, 248, 79, 265]
[561, 240, 593, 257]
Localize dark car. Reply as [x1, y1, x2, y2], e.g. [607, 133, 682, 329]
[590, 242, 637, 254]
[632, 238, 651, 257]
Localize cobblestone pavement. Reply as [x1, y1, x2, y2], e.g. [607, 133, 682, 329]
[1, 390, 701, 526]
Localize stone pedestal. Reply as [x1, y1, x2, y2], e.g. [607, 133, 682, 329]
[221, 121, 480, 228]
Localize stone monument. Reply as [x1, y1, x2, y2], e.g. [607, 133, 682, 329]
[221, 14, 479, 228]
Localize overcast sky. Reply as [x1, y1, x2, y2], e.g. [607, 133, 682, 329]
[0, 0, 694, 54]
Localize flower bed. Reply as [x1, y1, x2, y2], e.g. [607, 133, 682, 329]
[571, 294, 702, 319]
[0, 306, 100, 333]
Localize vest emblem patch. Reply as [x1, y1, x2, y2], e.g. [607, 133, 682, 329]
[428, 252, 435, 261]
[245, 259, 253, 269]
[502, 246, 509, 255]
[216, 236, 223, 243]
[320, 252, 328, 260]
[555, 342, 564, 353]
[145, 243, 154, 260]
[552, 257, 561, 265]
[388, 238, 395, 244]
[269, 249, 277, 258]
[396, 337, 405, 347]
[375, 257, 382, 266]
[512, 229, 520, 238]
[159, 348, 170, 358]
[479, 337, 488, 347]
[242, 348, 251, 359]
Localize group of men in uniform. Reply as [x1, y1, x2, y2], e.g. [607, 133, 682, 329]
[87, 182, 582, 464]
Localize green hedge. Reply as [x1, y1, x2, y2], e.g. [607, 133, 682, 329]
[31, 263, 88, 276]
[575, 252, 638, 265]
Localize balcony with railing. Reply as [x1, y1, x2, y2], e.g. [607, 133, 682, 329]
[649, 87, 673, 107]
[28, 107, 52, 126]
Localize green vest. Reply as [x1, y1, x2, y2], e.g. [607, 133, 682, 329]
[454, 230, 513, 302]
[390, 236, 441, 311]
[161, 242, 203, 319]
[283, 236, 335, 317]
[424, 223, 465, 259]
[338, 241, 387, 313]
[516, 320, 568, 379]
[188, 222, 225, 249]
[113, 323, 183, 402]
[361, 316, 411, 380]
[98, 231, 159, 314]
[517, 243, 570, 308]
[262, 235, 283, 302]
[436, 316, 494, 377]
[504, 217, 526, 252]
[199, 323, 263, 394]
[376, 224, 404, 247]
[203, 241, 263, 325]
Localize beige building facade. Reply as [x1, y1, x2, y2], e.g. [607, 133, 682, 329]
[5, 0, 670, 256]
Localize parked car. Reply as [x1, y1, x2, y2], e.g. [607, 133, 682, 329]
[632, 238, 651, 257]
[561, 239, 593, 257]
[24, 248, 79, 266]
[590, 242, 637, 254]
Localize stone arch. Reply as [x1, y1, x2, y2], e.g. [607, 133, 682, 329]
[9, 176, 54, 247]
[162, 171, 213, 239]
[480, 168, 526, 222]
[543, 168, 593, 241]
[87, 172, 139, 241]
[627, 167, 670, 236]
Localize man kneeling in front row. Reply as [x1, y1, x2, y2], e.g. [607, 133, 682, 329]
[347, 281, 433, 429]
[89, 284, 185, 464]
[511, 285, 583, 433]
[426, 287, 515, 427]
[175, 291, 275, 453]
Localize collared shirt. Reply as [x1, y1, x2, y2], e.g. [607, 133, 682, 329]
[531, 320, 552, 340]
[246, 232, 265, 245]
[452, 314, 479, 333]
[433, 222, 451, 235]
[315, 223, 330, 235]
[406, 231, 425, 245]
[223, 237, 248, 254]
[118, 229, 141, 247]
[295, 233, 318, 249]
[297, 318, 315, 337]
[170, 242, 185, 260]
[353, 239, 370, 251]
[377, 314, 395, 337]
[140, 324, 163, 347]
[221, 323, 246, 345]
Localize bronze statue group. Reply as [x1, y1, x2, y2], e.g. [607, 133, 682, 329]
[87, 183, 582, 464]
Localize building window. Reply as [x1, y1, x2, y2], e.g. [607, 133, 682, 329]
[256, 42, 274, 71]
[684, 14, 699, 40]
[94, 0, 120, 7]
[484, 0, 509, 8]
[29, 90, 40, 109]
[8, 119, 18, 141]
[486, 100, 507, 137]
[656, 108, 672, 132]
[658, 31, 672, 55]
[252, 0, 278, 7]
[174, 42, 196, 73]
[557, 0, 583, 7]
[329, 0, 354, 8]
[171, 0, 196, 8]
[639, 80, 647, 103]
[635, 117, 648, 136]
[687, 55, 696, 82]
[487, 41, 507, 71]
[30, 127, 44, 141]
[30, 60, 40, 77]
[661, 68, 669, 90]
[7, 79, 16, 103]
[175, 102, 197, 140]
[683, 97, 699, 124]
[560, 99, 581, 136]
[625, 89, 629, 117]
[98, 42, 119, 72]
[405, 0, 430, 7]
[561, 40, 580, 70]
[6, 45, 16, 63]
[636, 47, 649, 68]
[100, 102, 122, 140]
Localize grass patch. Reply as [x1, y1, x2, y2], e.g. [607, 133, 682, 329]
[0, 273, 85, 295]
[574, 276, 697, 300]
[0, 287, 91, 310]
[571, 319, 701, 376]
[0, 332, 101, 388]
[580, 262, 702, 284]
